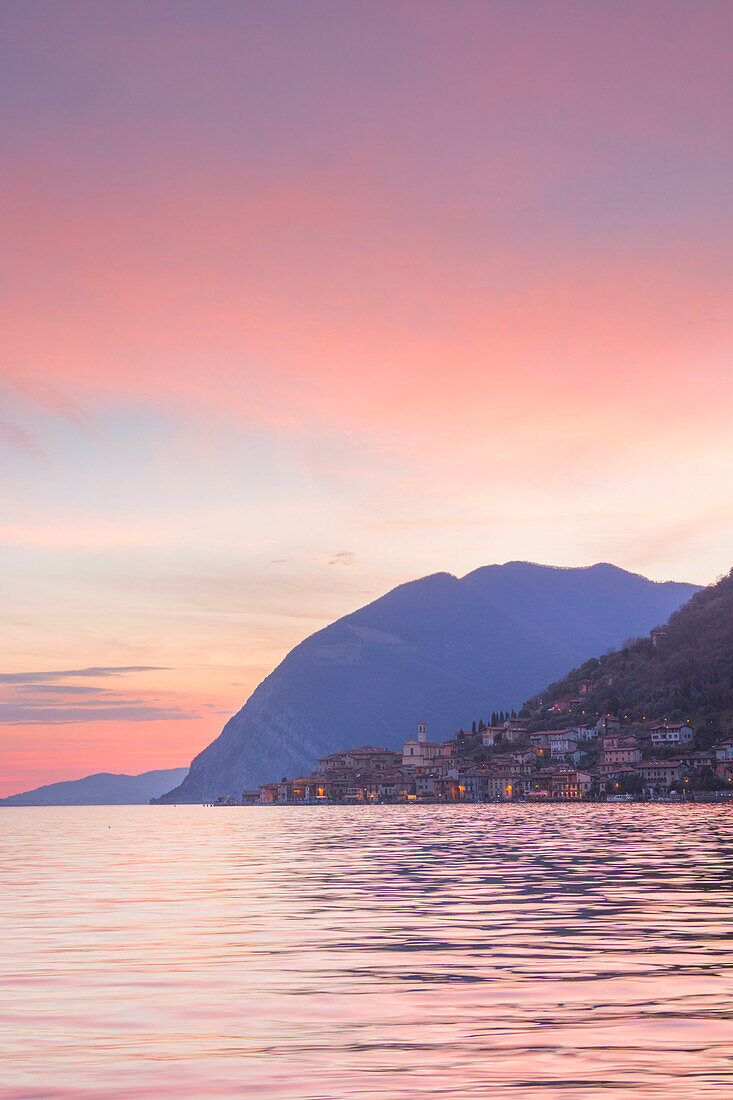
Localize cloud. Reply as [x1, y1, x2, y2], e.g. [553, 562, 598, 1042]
[0, 703, 195, 725]
[1, 369, 89, 430]
[0, 422, 48, 463]
[0, 666, 165, 684]
[0, 666, 199, 725]
[12, 684, 108, 695]
[329, 551, 356, 566]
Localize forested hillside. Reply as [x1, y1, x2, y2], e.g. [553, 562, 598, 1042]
[533, 568, 733, 726]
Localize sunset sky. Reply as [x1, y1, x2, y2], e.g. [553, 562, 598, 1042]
[2, 0, 732, 795]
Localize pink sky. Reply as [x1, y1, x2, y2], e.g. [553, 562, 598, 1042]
[1, 1, 732, 795]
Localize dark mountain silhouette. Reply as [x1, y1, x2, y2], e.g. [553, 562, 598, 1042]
[532, 566, 733, 725]
[1, 768, 188, 806]
[157, 562, 698, 802]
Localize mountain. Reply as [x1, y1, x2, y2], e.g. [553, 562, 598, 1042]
[531, 566, 733, 727]
[0, 768, 189, 806]
[157, 562, 699, 803]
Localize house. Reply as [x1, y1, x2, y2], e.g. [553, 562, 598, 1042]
[258, 782, 279, 803]
[463, 767, 516, 802]
[550, 735, 579, 757]
[598, 753, 641, 775]
[550, 698, 580, 713]
[575, 726, 598, 741]
[315, 746, 402, 776]
[673, 751, 715, 770]
[602, 733, 638, 751]
[525, 767, 589, 800]
[491, 750, 538, 774]
[504, 717, 528, 732]
[715, 739, 733, 763]
[378, 774, 416, 802]
[602, 745, 642, 767]
[481, 725, 507, 746]
[550, 770, 591, 800]
[649, 723, 694, 746]
[594, 767, 637, 796]
[595, 716, 621, 736]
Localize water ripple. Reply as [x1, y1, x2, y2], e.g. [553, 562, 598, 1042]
[2, 804, 733, 1098]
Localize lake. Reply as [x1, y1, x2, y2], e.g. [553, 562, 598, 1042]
[2, 804, 733, 1098]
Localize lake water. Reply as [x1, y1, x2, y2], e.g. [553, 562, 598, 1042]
[2, 804, 733, 1099]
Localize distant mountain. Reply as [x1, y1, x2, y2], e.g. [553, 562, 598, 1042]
[157, 562, 699, 803]
[1, 768, 188, 806]
[532, 567, 733, 726]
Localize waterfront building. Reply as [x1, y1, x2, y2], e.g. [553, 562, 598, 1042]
[638, 760, 690, 787]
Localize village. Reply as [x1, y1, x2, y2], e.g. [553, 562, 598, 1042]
[226, 714, 733, 807]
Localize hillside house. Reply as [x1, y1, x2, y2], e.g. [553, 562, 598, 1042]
[481, 725, 507, 746]
[601, 745, 642, 768]
[649, 723, 694, 746]
[602, 733, 638, 751]
[550, 735, 579, 757]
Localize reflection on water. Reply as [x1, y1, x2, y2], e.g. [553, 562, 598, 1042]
[2, 804, 733, 1098]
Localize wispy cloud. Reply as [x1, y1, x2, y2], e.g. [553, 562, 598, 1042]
[0, 666, 189, 724]
[0, 422, 48, 463]
[0, 703, 195, 725]
[2, 369, 89, 430]
[0, 666, 165, 684]
[329, 551, 356, 566]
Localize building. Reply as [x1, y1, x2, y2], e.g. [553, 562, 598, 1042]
[550, 736, 579, 757]
[602, 745, 642, 767]
[715, 740, 733, 763]
[463, 768, 516, 802]
[258, 782, 279, 803]
[402, 722, 445, 768]
[530, 729, 577, 748]
[315, 746, 401, 776]
[526, 768, 590, 800]
[550, 770, 591, 800]
[639, 760, 690, 788]
[481, 725, 507, 746]
[673, 751, 715, 770]
[575, 725, 598, 741]
[602, 733, 638, 751]
[595, 716, 621, 736]
[649, 723, 694, 746]
[505, 717, 528, 731]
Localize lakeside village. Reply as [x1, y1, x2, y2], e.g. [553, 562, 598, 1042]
[224, 709, 733, 807]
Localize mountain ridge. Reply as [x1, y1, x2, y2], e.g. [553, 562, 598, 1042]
[1, 768, 188, 806]
[156, 561, 699, 802]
